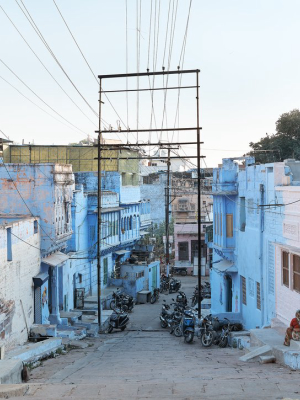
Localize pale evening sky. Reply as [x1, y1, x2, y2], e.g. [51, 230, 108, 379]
[1, 0, 300, 167]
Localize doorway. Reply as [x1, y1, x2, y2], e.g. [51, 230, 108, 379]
[178, 242, 189, 261]
[226, 275, 233, 312]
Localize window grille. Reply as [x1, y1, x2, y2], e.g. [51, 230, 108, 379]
[241, 276, 247, 305]
[282, 251, 289, 287]
[256, 282, 261, 310]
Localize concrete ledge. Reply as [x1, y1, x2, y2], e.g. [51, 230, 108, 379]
[0, 384, 29, 398]
[250, 328, 300, 369]
[8, 338, 62, 363]
[0, 359, 22, 384]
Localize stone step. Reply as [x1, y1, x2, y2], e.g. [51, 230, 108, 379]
[239, 345, 272, 362]
[7, 338, 62, 364]
[259, 355, 276, 364]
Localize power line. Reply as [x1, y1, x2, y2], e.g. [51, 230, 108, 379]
[0, 129, 10, 140]
[15, 0, 99, 119]
[51, 0, 130, 136]
[0, 5, 98, 129]
[0, 59, 90, 136]
[0, 74, 89, 134]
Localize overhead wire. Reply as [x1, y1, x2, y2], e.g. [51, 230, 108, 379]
[0, 74, 90, 134]
[0, 59, 89, 136]
[51, 0, 134, 141]
[0, 5, 98, 130]
[15, 0, 100, 120]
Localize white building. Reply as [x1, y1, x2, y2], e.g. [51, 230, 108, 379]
[0, 215, 41, 350]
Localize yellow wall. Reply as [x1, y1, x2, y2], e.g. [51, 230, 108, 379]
[3, 145, 139, 174]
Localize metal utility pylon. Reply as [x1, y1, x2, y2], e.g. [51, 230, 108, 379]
[97, 69, 203, 319]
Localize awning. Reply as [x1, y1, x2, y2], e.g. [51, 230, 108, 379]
[213, 259, 238, 273]
[94, 207, 124, 214]
[42, 252, 69, 267]
[114, 250, 128, 256]
[33, 272, 49, 287]
[140, 230, 150, 236]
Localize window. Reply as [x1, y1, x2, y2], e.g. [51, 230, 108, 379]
[240, 197, 246, 232]
[282, 251, 289, 287]
[241, 276, 247, 305]
[293, 254, 300, 293]
[103, 258, 108, 285]
[256, 282, 261, 310]
[34, 220, 38, 234]
[7, 228, 12, 261]
[178, 199, 188, 211]
[226, 214, 233, 238]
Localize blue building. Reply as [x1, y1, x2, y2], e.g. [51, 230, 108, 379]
[208, 157, 300, 330]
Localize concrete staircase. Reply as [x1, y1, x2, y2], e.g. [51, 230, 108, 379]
[239, 328, 300, 369]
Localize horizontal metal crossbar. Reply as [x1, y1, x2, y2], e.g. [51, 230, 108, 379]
[95, 127, 201, 134]
[101, 85, 198, 93]
[98, 69, 200, 79]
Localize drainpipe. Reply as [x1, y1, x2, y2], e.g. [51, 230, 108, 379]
[259, 183, 265, 327]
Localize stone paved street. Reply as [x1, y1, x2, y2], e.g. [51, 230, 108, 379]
[10, 277, 300, 399]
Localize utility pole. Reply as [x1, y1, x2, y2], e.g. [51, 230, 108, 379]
[196, 70, 202, 319]
[165, 148, 171, 276]
[97, 78, 102, 330]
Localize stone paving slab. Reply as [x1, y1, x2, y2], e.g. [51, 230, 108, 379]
[6, 276, 300, 400]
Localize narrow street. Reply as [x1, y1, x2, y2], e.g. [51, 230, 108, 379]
[14, 277, 300, 399]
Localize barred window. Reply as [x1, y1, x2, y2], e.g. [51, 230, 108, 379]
[282, 251, 289, 288]
[241, 276, 247, 305]
[256, 282, 261, 310]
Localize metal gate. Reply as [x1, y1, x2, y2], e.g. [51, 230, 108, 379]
[74, 288, 85, 309]
[152, 265, 157, 289]
[34, 287, 42, 324]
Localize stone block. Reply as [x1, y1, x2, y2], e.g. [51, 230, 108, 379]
[0, 359, 22, 384]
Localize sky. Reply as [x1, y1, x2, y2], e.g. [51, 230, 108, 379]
[1, 0, 300, 168]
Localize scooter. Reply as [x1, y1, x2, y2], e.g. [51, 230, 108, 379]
[182, 309, 195, 343]
[107, 308, 129, 333]
[169, 278, 181, 294]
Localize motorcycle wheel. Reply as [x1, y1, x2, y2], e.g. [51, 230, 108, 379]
[107, 325, 113, 334]
[150, 295, 156, 304]
[160, 320, 168, 328]
[110, 301, 116, 310]
[181, 270, 187, 276]
[174, 325, 183, 337]
[184, 332, 194, 344]
[219, 336, 228, 348]
[121, 326, 126, 331]
[201, 331, 213, 347]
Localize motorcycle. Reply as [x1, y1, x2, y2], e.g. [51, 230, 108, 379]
[196, 316, 216, 347]
[110, 289, 134, 312]
[160, 301, 172, 328]
[150, 288, 160, 304]
[171, 266, 188, 276]
[169, 278, 181, 294]
[107, 308, 129, 333]
[176, 291, 188, 306]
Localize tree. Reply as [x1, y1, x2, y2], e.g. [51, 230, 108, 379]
[249, 109, 300, 163]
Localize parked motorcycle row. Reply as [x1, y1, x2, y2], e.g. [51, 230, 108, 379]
[191, 282, 211, 307]
[160, 275, 182, 294]
[159, 292, 242, 346]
